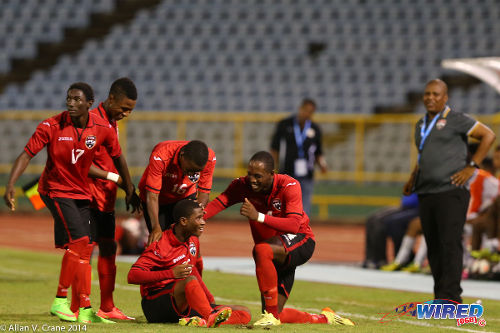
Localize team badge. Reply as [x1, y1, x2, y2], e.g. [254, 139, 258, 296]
[436, 119, 447, 130]
[85, 135, 96, 149]
[188, 172, 200, 183]
[189, 242, 197, 256]
[272, 198, 281, 211]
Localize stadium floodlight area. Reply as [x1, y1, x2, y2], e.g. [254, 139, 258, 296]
[442, 57, 500, 94]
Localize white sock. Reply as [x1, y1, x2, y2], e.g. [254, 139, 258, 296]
[395, 235, 415, 264]
[414, 237, 427, 267]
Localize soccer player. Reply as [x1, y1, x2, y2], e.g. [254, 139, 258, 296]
[71, 78, 138, 320]
[204, 151, 354, 326]
[3, 82, 138, 323]
[127, 199, 251, 327]
[138, 140, 216, 245]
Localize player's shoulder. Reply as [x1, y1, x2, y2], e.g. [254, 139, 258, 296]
[276, 174, 300, 190]
[90, 112, 113, 129]
[207, 147, 216, 161]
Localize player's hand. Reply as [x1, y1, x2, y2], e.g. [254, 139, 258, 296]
[403, 173, 416, 195]
[451, 166, 475, 186]
[147, 225, 163, 246]
[240, 198, 259, 220]
[126, 191, 142, 214]
[172, 263, 193, 279]
[3, 185, 16, 211]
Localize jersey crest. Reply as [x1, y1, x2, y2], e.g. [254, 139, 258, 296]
[272, 198, 281, 211]
[188, 172, 200, 183]
[85, 135, 96, 149]
[189, 242, 197, 256]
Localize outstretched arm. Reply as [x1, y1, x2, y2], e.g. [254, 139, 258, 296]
[4, 151, 32, 211]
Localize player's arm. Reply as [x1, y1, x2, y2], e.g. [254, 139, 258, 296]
[197, 150, 216, 208]
[113, 155, 141, 213]
[204, 179, 244, 219]
[128, 262, 192, 284]
[4, 151, 33, 211]
[197, 191, 210, 208]
[452, 122, 496, 186]
[241, 198, 301, 233]
[146, 190, 162, 245]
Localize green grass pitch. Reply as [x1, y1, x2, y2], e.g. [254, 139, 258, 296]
[0, 248, 498, 332]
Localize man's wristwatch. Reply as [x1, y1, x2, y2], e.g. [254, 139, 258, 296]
[469, 160, 480, 168]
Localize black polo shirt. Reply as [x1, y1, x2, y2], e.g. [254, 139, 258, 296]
[414, 107, 478, 194]
[270, 115, 323, 179]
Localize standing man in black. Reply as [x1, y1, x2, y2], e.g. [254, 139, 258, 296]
[404, 79, 495, 303]
[270, 98, 327, 216]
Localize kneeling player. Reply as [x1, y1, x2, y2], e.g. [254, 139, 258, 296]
[204, 151, 354, 326]
[127, 199, 251, 327]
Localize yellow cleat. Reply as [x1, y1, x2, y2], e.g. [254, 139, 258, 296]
[380, 262, 402, 271]
[321, 307, 355, 326]
[179, 316, 207, 327]
[253, 310, 281, 326]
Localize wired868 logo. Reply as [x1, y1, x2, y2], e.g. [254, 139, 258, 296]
[379, 299, 486, 327]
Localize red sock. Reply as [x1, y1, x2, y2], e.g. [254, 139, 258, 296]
[220, 309, 251, 325]
[56, 249, 80, 297]
[70, 273, 79, 312]
[184, 279, 213, 319]
[77, 243, 93, 309]
[98, 255, 116, 312]
[192, 264, 214, 304]
[280, 308, 327, 324]
[253, 243, 278, 318]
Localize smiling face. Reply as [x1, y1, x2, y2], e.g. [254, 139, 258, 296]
[66, 89, 92, 118]
[182, 207, 206, 237]
[423, 80, 448, 115]
[107, 94, 136, 121]
[246, 160, 274, 193]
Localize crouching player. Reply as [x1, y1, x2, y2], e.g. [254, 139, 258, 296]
[204, 151, 354, 326]
[127, 199, 251, 327]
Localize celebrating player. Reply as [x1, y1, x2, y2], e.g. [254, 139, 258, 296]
[128, 199, 251, 327]
[138, 140, 216, 245]
[204, 151, 354, 326]
[73, 78, 139, 320]
[3, 82, 138, 323]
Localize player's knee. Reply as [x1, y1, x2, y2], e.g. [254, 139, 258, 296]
[98, 239, 117, 257]
[252, 243, 273, 260]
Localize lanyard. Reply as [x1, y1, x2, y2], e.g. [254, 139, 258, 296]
[418, 106, 448, 162]
[293, 118, 311, 159]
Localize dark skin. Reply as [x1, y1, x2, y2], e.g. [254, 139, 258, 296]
[404, 79, 496, 195]
[146, 151, 207, 246]
[240, 160, 289, 311]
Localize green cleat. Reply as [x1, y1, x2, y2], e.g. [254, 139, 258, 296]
[253, 311, 281, 326]
[380, 262, 402, 271]
[50, 298, 77, 322]
[401, 262, 422, 273]
[77, 308, 115, 324]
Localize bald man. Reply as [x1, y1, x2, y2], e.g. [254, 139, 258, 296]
[404, 79, 495, 303]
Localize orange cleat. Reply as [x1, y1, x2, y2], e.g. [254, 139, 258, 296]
[96, 307, 135, 320]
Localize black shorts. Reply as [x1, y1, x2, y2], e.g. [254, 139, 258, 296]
[141, 282, 202, 323]
[142, 193, 197, 232]
[277, 234, 315, 298]
[90, 208, 116, 242]
[40, 194, 92, 248]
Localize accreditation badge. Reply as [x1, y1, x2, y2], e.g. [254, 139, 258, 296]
[294, 158, 308, 177]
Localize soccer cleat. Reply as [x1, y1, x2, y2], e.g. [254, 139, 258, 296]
[77, 308, 115, 324]
[97, 307, 135, 320]
[401, 262, 421, 273]
[253, 310, 281, 326]
[207, 307, 232, 328]
[321, 307, 355, 326]
[179, 316, 207, 327]
[380, 262, 402, 271]
[50, 298, 77, 322]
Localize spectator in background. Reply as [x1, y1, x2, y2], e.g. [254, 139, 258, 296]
[270, 98, 327, 216]
[404, 79, 495, 303]
[363, 193, 419, 269]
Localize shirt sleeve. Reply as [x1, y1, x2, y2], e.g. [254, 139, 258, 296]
[270, 120, 284, 151]
[127, 245, 174, 284]
[453, 112, 478, 135]
[103, 125, 122, 159]
[144, 148, 166, 194]
[204, 178, 245, 219]
[197, 150, 216, 193]
[314, 123, 323, 157]
[24, 120, 51, 157]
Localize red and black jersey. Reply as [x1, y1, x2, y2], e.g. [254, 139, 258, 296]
[204, 174, 314, 244]
[88, 103, 119, 212]
[128, 229, 200, 298]
[138, 141, 216, 205]
[25, 111, 121, 200]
